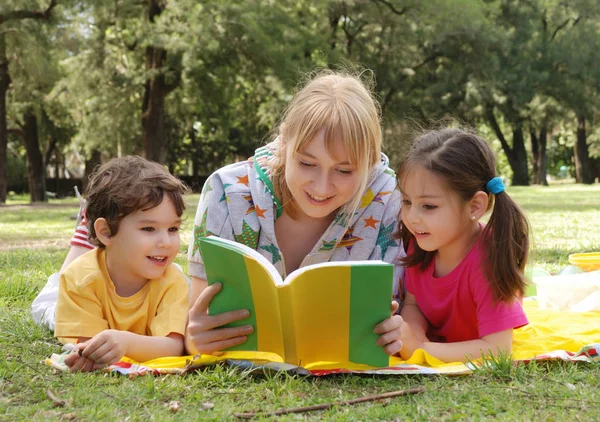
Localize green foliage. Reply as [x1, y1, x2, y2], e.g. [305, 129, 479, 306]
[3, 0, 600, 195]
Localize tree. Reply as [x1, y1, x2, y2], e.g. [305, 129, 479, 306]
[0, 0, 58, 203]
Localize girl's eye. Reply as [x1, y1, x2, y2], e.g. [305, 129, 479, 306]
[169, 227, 180, 233]
[423, 204, 437, 210]
[402, 199, 412, 206]
[142, 227, 154, 232]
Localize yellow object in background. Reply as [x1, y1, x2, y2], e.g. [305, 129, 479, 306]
[569, 252, 600, 272]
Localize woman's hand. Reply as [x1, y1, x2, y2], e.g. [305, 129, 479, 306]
[374, 301, 404, 356]
[185, 282, 254, 355]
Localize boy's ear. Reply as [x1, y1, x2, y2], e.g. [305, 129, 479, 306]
[469, 191, 489, 220]
[94, 218, 112, 246]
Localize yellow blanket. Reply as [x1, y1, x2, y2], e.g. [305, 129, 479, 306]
[45, 300, 600, 376]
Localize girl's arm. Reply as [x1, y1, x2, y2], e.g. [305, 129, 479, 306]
[185, 276, 254, 355]
[401, 329, 513, 363]
[399, 292, 429, 342]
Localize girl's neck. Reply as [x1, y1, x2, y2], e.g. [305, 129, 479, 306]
[434, 223, 481, 278]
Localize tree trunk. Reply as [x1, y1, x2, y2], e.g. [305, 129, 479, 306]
[0, 34, 9, 203]
[530, 129, 539, 184]
[141, 45, 168, 163]
[22, 109, 46, 202]
[536, 127, 548, 186]
[590, 157, 600, 183]
[510, 126, 529, 186]
[530, 127, 548, 186]
[141, 0, 175, 163]
[83, 149, 102, 192]
[574, 115, 593, 184]
[485, 106, 529, 186]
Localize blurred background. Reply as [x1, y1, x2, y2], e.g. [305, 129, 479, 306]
[1, 0, 599, 203]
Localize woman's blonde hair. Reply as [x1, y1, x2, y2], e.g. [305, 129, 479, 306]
[271, 70, 382, 219]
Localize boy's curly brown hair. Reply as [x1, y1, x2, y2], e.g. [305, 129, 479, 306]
[85, 156, 189, 248]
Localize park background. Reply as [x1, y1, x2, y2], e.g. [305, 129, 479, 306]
[1, 1, 600, 420]
[1, 0, 600, 202]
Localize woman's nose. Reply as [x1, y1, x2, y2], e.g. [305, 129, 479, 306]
[313, 170, 332, 193]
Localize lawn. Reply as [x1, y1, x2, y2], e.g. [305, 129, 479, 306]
[1, 185, 599, 420]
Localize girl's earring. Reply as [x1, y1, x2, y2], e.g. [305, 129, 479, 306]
[471, 215, 477, 221]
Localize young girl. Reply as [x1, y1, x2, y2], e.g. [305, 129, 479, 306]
[375, 128, 530, 363]
[185, 71, 404, 355]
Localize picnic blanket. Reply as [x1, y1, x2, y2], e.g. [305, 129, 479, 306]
[45, 300, 600, 376]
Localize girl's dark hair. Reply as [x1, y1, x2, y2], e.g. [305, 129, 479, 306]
[397, 128, 530, 302]
[85, 155, 189, 248]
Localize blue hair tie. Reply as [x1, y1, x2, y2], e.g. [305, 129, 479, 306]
[485, 177, 505, 195]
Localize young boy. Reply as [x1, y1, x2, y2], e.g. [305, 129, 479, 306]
[53, 156, 190, 372]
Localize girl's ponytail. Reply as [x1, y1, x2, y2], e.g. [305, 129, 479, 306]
[483, 189, 530, 301]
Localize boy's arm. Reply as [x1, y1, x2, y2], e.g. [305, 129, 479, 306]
[80, 330, 184, 365]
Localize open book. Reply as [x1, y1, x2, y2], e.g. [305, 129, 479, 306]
[199, 236, 394, 368]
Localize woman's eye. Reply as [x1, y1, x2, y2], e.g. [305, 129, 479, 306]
[336, 168, 353, 175]
[299, 161, 315, 168]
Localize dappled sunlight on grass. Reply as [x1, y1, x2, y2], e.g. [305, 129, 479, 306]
[509, 184, 600, 274]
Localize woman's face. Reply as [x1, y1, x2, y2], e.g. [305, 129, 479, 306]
[284, 129, 362, 221]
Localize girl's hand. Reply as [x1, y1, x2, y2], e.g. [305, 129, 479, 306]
[397, 321, 425, 360]
[186, 282, 254, 355]
[80, 330, 128, 367]
[374, 301, 404, 356]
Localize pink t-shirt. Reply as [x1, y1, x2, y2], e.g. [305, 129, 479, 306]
[404, 239, 528, 343]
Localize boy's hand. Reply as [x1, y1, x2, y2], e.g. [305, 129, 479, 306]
[64, 342, 103, 372]
[374, 301, 404, 356]
[80, 330, 128, 367]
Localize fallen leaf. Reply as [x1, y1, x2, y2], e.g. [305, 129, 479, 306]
[167, 401, 181, 413]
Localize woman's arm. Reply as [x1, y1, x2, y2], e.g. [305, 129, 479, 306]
[184, 276, 254, 355]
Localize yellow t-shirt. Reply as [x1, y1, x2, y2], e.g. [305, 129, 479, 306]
[55, 248, 189, 344]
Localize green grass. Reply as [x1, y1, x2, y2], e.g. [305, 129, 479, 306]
[1, 186, 599, 420]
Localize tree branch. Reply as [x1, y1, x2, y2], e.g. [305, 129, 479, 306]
[485, 104, 512, 154]
[370, 0, 408, 16]
[0, 0, 58, 25]
[550, 18, 571, 41]
[7, 127, 24, 139]
[234, 387, 425, 419]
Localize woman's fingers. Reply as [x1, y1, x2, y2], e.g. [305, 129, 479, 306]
[376, 326, 403, 347]
[373, 315, 403, 335]
[383, 339, 404, 356]
[189, 282, 222, 317]
[193, 335, 250, 354]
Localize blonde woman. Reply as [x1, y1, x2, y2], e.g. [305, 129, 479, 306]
[186, 71, 405, 355]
